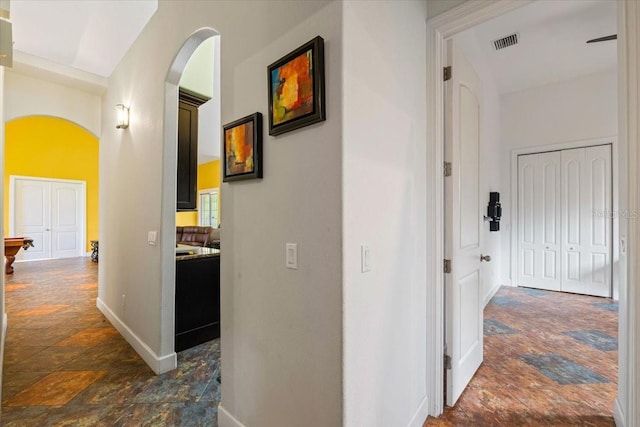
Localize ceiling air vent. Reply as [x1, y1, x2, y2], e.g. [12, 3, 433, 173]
[492, 33, 519, 51]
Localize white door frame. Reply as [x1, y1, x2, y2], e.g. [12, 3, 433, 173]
[9, 175, 87, 259]
[425, 2, 638, 424]
[510, 137, 618, 298]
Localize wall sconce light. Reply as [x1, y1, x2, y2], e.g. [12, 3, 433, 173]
[115, 104, 130, 129]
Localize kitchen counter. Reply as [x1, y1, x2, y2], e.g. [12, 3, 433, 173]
[175, 245, 220, 260]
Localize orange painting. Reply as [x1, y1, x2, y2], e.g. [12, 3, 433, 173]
[225, 121, 254, 175]
[268, 36, 325, 136]
[271, 50, 314, 125]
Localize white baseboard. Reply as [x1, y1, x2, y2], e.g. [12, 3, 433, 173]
[407, 395, 430, 427]
[1, 312, 7, 403]
[483, 283, 501, 307]
[1, 312, 7, 356]
[614, 397, 625, 427]
[218, 404, 246, 427]
[96, 298, 176, 375]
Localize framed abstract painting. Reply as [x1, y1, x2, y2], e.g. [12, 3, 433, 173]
[222, 112, 263, 182]
[268, 36, 325, 136]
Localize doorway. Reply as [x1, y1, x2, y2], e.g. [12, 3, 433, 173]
[426, 0, 633, 421]
[160, 28, 220, 362]
[444, 1, 618, 411]
[10, 176, 86, 261]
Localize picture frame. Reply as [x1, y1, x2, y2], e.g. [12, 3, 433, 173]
[268, 36, 325, 136]
[222, 112, 263, 182]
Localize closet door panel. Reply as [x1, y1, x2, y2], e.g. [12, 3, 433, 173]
[583, 145, 612, 297]
[518, 151, 561, 290]
[518, 157, 537, 285]
[561, 148, 585, 292]
[541, 156, 561, 282]
[560, 145, 611, 297]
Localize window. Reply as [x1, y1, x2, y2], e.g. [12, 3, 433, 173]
[198, 188, 219, 228]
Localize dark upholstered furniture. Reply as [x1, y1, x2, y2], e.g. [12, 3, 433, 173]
[176, 226, 220, 248]
[176, 226, 211, 247]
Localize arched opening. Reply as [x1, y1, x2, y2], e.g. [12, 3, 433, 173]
[159, 28, 220, 362]
[5, 115, 99, 261]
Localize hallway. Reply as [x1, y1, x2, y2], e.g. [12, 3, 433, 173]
[1, 257, 220, 426]
[426, 286, 617, 426]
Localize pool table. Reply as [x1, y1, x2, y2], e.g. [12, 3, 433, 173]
[5, 237, 34, 274]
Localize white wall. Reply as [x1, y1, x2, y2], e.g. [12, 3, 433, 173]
[500, 69, 618, 286]
[455, 29, 503, 303]
[198, 98, 220, 163]
[4, 70, 102, 136]
[342, 1, 428, 426]
[180, 37, 220, 163]
[99, 1, 342, 426]
[180, 37, 214, 99]
[501, 70, 618, 150]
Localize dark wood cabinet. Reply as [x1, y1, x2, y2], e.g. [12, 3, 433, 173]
[175, 254, 220, 352]
[177, 88, 209, 211]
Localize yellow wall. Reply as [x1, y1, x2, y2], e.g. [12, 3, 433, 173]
[175, 159, 221, 226]
[198, 159, 221, 190]
[4, 116, 99, 252]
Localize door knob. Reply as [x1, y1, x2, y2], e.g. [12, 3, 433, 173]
[480, 254, 491, 262]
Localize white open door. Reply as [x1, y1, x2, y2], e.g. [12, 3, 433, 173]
[444, 39, 484, 406]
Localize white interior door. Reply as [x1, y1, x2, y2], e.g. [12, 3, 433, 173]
[518, 151, 561, 291]
[13, 177, 85, 261]
[14, 178, 51, 260]
[444, 39, 483, 406]
[50, 182, 84, 259]
[561, 146, 612, 297]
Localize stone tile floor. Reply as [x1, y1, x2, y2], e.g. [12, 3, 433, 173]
[425, 286, 617, 426]
[1, 257, 220, 426]
[1, 258, 618, 426]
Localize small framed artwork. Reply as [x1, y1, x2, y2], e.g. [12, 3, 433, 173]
[268, 36, 325, 136]
[223, 112, 263, 182]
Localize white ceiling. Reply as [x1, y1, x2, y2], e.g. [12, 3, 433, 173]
[456, 0, 617, 94]
[10, 0, 157, 78]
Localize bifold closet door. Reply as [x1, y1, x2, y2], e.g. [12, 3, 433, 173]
[560, 146, 611, 297]
[518, 151, 562, 291]
[14, 177, 85, 261]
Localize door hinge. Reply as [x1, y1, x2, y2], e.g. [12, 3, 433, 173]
[444, 259, 451, 274]
[444, 66, 452, 81]
[444, 354, 452, 370]
[444, 161, 452, 177]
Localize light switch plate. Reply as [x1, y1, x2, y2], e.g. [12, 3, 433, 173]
[148, 231, 158, 245]
[286, 243, 298, 269]
[361, 245, 372, 273]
